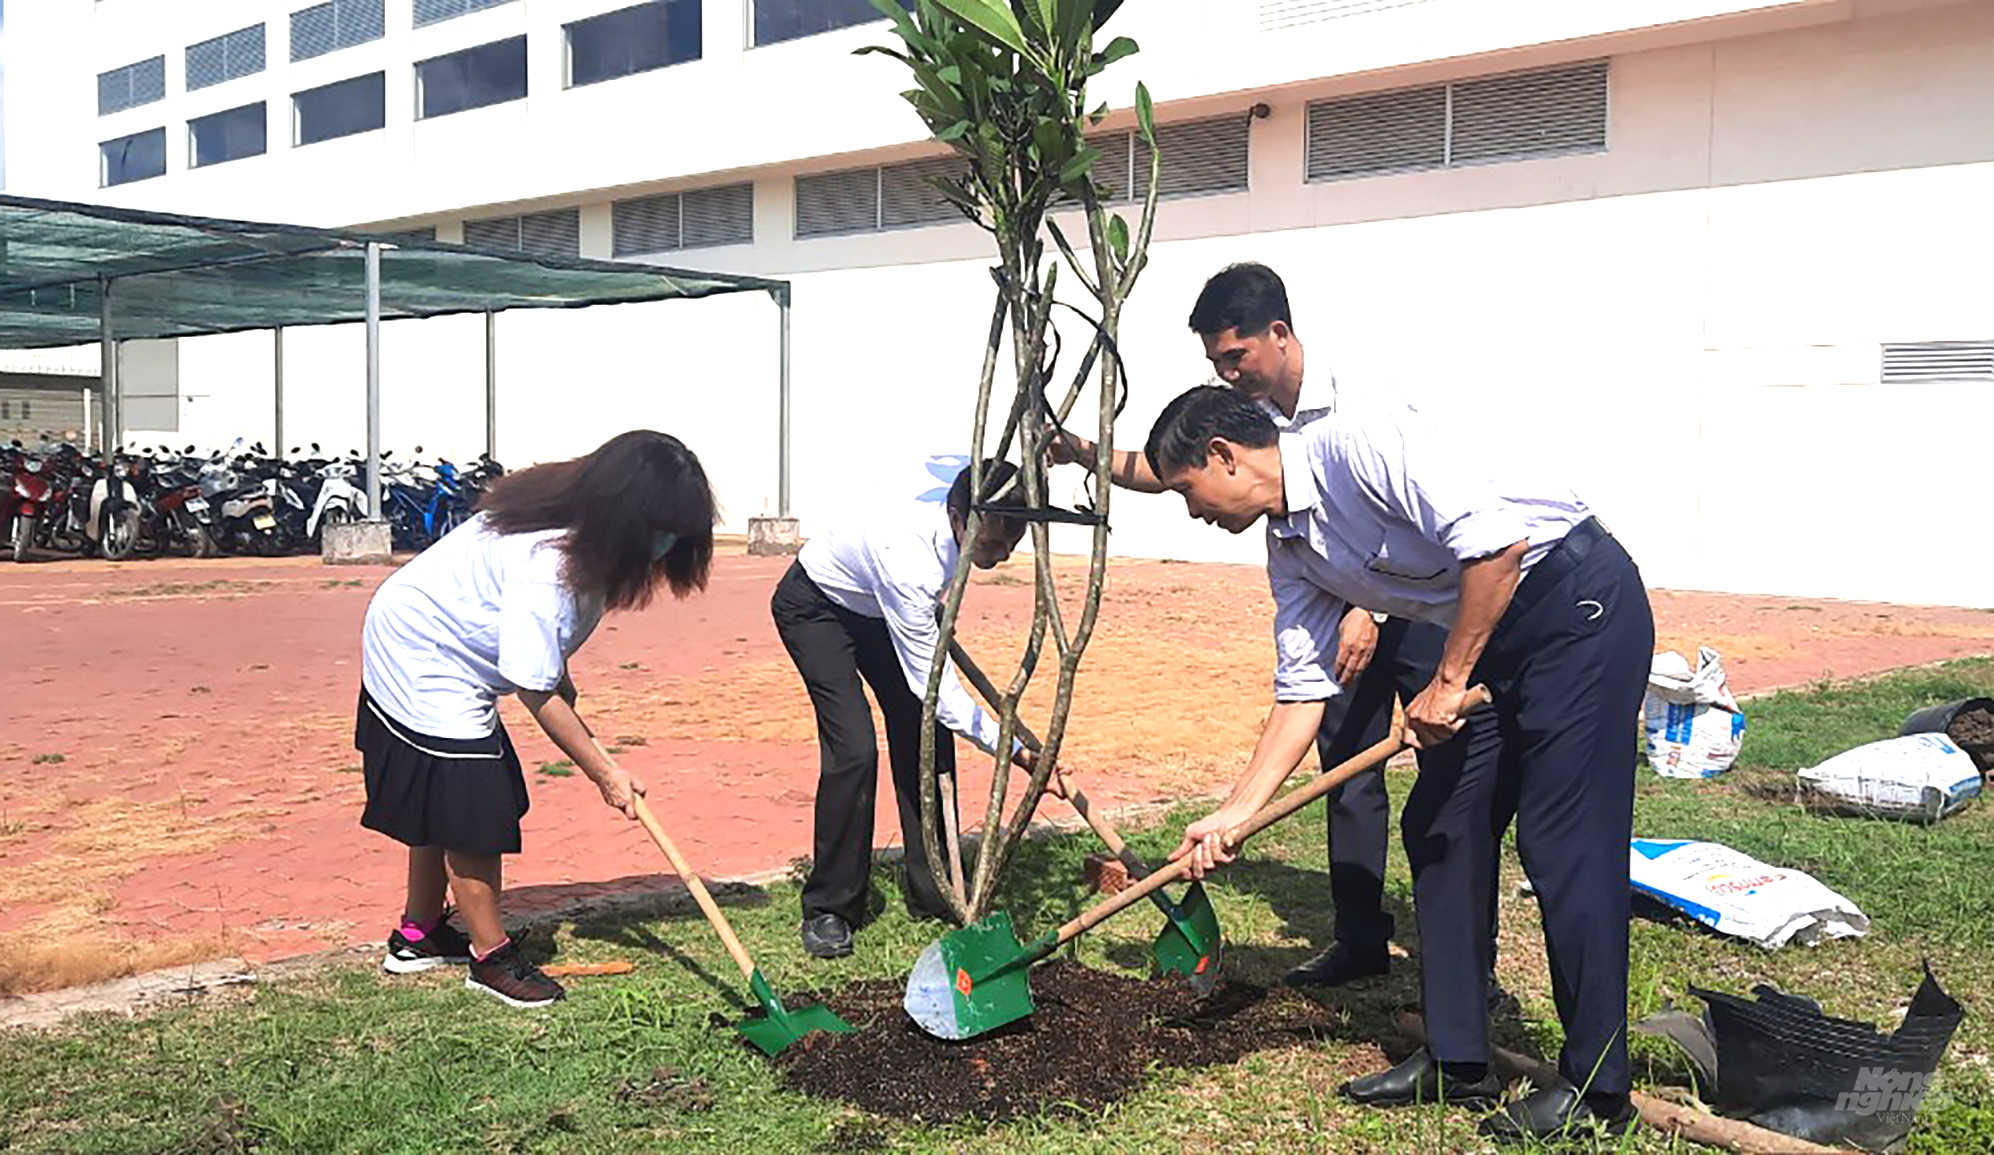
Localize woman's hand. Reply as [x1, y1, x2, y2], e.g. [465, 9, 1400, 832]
[1170, 804, 1250, 879]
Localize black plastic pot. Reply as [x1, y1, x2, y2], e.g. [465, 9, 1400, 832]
[1900, 696, 1994, 771]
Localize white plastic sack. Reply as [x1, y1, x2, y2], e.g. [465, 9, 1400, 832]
[1644, 647, 1746, 778]
[1629, 838, 1868, 949]
[1798, 733, 1983, 824]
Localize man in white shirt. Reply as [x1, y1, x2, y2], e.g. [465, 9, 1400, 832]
[1051, 263, 1501, 996]
[1144, 386, 1653, 1142]
[771, 461, 1040, 958]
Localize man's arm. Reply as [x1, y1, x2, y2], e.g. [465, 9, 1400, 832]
[1172, 699, 1325, 877]
[1404, 539, 1524, 748]
[1047, 428, 1165, 494]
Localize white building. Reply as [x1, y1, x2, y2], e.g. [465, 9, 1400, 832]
[4, 0, 1990, 606]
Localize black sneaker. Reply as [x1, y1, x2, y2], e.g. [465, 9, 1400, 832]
[465, 940, 565, 1008]
[382, 913, 475, 974]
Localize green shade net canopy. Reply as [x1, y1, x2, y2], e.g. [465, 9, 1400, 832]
[0, 193, 787, 348]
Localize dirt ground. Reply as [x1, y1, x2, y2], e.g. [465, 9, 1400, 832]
[3, 550, 1991, 994]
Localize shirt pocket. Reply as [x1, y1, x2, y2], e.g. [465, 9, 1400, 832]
[1365, 529, 1449, 583]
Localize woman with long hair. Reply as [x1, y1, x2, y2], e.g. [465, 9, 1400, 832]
[356, 430, 715, 1007]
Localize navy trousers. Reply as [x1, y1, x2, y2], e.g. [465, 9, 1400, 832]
[1402, 530, 1652, 1095]
[1318, 617, 1501, 961]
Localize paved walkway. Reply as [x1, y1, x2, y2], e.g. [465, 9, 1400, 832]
[2, 552, 1989, 979]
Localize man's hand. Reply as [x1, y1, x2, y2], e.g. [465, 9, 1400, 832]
[1170, 804, 1250, 879]
[593, 764, 647, 819]
[1405, 678, 1474, 750]
[1335, 607, 1379, 685]
[1044, 424, 1095, 468]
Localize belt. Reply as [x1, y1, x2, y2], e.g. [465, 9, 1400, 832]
[1492, 516, 1610, 642]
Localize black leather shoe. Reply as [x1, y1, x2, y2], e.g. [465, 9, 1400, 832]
[1487, 978, 1522, 1018]
[1340, 1047, 1504, 1108]
[799, 913, 853, 959]
[1282, 942, 1390, 988]
[1480, 1080, 1635, 1143]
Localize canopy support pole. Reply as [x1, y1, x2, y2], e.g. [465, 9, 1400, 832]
[776, 286, 791, 518]
[484, 310, 497, 461]
[365, 243, 382, 521]
[98, 276, 117, 467]
[273, 327, 285, 454]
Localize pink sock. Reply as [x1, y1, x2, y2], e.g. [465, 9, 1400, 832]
[398, 914, 440, 942]
[472, 936, 510, 963]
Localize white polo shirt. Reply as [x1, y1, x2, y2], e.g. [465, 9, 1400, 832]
[798, 502, 1009, 755]
[361, 513, 606, 738]
[1266, 406, 1590, 702]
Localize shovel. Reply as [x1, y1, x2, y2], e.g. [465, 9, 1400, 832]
[947, 640, 1223, 993]
[627, 792, 853, 1056]
[904, 687, 1488, 1041]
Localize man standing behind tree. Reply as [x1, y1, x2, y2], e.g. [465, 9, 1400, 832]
[1052, 263, 1503, 998]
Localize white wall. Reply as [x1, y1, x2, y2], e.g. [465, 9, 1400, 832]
[18, 0, 1994, 606]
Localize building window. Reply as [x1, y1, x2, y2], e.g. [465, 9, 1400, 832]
[97, 56, 166, 116]
[187, 25, 267, 92]
[1880, 341, 1994, 384]
[1085, 115, 1251, 203]
[1305, 59, 1608, 182]
[294, 72, 386, 145]
[463, 209, 580, 259]
[100, 127, 168, 187]
[612, 183, 754, 256]
[566, 1, 701, 88]
[189, 102, 268, 169]
[413, 0, 516, 28]
[753, 0, 910, 47]
[291, 0, 386, 64]
[20, 401, 30, 421]
[416, 36, 528, 119]
[795, 157, 966, 239]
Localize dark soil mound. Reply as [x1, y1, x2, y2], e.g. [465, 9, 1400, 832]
[1947, 705, 1994, 771]
[776, 960, 1329, 1122]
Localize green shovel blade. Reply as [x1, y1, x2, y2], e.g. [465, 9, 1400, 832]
[735, 968, 853, 1057]
[904, 911, 1042, 1041]
[1151, 880, 1224, 994]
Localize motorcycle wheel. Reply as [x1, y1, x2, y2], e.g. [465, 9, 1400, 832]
[183, 521, 219, 559]
[100, 507, 140, 561]
[10, 517, 28, 564]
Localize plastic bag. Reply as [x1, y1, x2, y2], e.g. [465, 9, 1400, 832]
[1799, 733, 1983, 824]
[1628, 838, 1868, 949]
[1644, 647, 1746, 779]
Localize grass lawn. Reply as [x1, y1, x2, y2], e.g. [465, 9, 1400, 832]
[2, 659, 1990, 1154]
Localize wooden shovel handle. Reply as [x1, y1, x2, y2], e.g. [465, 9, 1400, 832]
[1050, 685, 1491, 947]
[602, 739, 758, 985]
[947, 641, 1147, 875]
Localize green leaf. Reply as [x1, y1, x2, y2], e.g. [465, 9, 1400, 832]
[1089, 100, 1108, 125]
[1057, 144, 1102, 185]
[1093, 0, 1126, 28]
[1108, 213, 1128, 262]
[937, 119, 974, 141]
[1135, 80, 1155, 144]
[931, 0, 1032, 57]
[1095, 35, 1138, 67]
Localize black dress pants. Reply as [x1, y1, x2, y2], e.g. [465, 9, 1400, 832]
[771, 561, 956, 924]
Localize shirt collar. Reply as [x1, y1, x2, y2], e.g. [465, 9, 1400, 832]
[1271, 432, 1319, 538]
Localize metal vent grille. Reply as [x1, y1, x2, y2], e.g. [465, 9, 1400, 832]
[414, 0, 516, 28]
[1137, 115, 1251, 200]
[1881, 341, 1994, 384]
[795, 168, 880, 238]
[97, 56, 167, 116]
[1307, 84, 1446, 180]
[680, 183, 754, 249]
[613, 194, 681, 256]
[519, 209, 581, 259]
[880, 157, 964, 229]
[187, 24, 267, 92]
[1307, 60, 1607, 182]
[1260, 0, 1436, 31]
[462, 216, 523, 249]
[292, 0, 385, 62]
[1450, 60, 1608, 164]
[382, 227, 437, 244]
